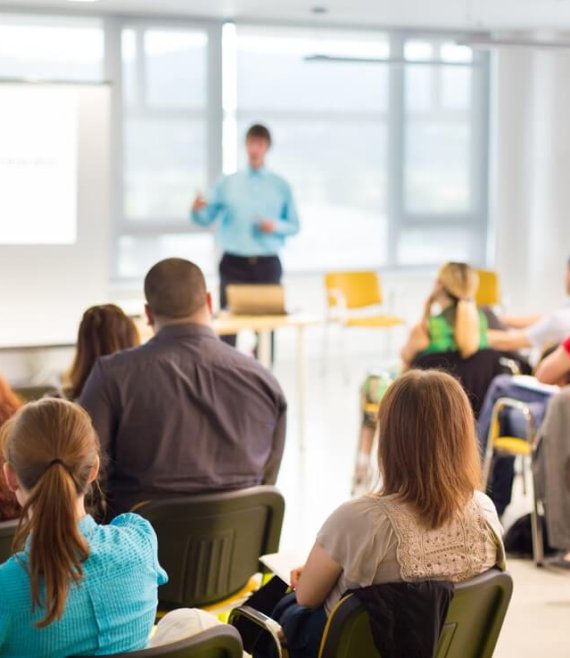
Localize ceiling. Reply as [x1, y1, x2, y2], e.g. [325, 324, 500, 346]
[2, 0, 570, 31]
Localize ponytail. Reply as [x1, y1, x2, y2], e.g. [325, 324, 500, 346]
[14, 462, 89, 627]
[437, 262, 481, 358]
[454, 299, 481, 358]
[3, 399, 99, 627]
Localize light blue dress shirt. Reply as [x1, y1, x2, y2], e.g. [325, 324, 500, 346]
[0, 513, 168, 658]
[191, 166, 300, 257]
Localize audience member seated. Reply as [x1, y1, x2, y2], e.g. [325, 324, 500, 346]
[0, 398, 167, 657]
[533, 386, 570, 567]
[477, 343, 570, 517]
[256, 370, 505, 658]
[66, 303, 140, 399]
[401, 262, 491, 368]
[0, 376, 23, 521]
[79, 258, 287, 517]
[488, 258, 570, 355]
[535, 335, 570, 385]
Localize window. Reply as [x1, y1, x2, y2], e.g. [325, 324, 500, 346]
[112, 23, 489, 279]
[222, 27, 488, 272]
[397, 37, 488, 265]
[117, 24, 213, 278]
[0, 14, 104, 81]
[229, 26, 390, 271]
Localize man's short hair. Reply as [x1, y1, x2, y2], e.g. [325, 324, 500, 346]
[246, 124, 272, 146]
[144, 258, 207, 319]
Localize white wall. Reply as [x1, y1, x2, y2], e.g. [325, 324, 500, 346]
[0, 84, 111, 347]
[492, 47, 570, 314]
[0, 84, 111, 383]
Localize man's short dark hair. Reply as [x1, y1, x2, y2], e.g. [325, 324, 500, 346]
[246, 124, 272, 146]
[144, 258, 207, 319]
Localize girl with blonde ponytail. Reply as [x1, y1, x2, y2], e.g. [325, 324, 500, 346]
[0, 398, 167, 657]
[401, 262, 489, 367]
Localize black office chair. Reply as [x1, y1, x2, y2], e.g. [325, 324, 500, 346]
[230, 569, 513, 658]
[0, 519, 18, 564]
[135, 486, 285, 611]
[411, 349, 528, 418]
[69, 625, 243, 658]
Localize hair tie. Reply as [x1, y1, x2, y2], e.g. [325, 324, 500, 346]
[48, 458, 65, 469]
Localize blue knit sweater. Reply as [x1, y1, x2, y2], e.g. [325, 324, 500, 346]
[0, 513, 167, 657]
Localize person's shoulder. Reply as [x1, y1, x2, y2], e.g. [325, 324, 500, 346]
[110, 512, 156, 541]
[473, 490, 503, 532]
[90, 514, 157, 560]
[324, 495, 392, 529]
[96, 342, 157, 375]
[473, 490, 498, 515]
[266, 170, 292, 190]
[213, 341, 285, 395]
[0, 553, 28, 607]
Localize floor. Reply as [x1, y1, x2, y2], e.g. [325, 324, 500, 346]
[269, 351, 570, 658]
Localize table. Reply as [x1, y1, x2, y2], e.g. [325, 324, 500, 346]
[214, 312, 320, 450]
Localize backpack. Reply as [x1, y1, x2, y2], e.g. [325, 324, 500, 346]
[503, 513, 557, 558]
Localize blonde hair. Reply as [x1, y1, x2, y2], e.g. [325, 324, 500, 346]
[438, 262, 481, 358]
[0, 399, 99, 627]
[378, 370, 481, 530]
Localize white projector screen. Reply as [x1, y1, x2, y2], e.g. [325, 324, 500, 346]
[0, 83, 110, 348]
[0, 85, 78, 244]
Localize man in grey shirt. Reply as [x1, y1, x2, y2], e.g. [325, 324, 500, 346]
[79, 258, 287, 516]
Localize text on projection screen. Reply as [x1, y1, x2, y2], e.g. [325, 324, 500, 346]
[0, 85, 77, 245]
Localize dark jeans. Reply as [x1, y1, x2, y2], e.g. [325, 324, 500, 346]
[219, 253, 282, 352]
[477, 374, 553, 516]
[253, 592, 327, 658]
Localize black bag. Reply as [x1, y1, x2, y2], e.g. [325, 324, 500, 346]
[504, 513, 557, 558]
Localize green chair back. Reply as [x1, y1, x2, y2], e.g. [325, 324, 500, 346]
[136, 486, 285, 609]
[69, 624, 243, 658]
[0, 519, 18, 564]
[13, 385, 60, 402]
[319, 569, 513, 658]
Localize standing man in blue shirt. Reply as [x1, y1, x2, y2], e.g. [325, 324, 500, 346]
[191, 124, 300, 347]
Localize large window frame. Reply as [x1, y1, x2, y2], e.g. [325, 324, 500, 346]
[389, 33, 490, 266]
[105, 16, 223, 279]
[0, 13, 490, 279]
[108, 21, 490, 279]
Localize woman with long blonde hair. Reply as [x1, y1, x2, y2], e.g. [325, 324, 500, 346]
[265, 370, 505, 658]
[0, 398, 166, 657]
[401, 262, 489, 367]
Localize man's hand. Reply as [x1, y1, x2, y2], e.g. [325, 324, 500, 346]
[290, 565, 304, 589]
[259, 219, 276, 234]
[192, 195, 207, 213]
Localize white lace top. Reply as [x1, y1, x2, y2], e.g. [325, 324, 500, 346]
[317, 491, 505, 615]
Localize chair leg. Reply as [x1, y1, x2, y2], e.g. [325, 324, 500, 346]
[531, 471, 544, 568]
[321, 321, 330, 378]
[520, 456, 528, 496]
[339, 326, 350, 384]
[481, 445, 495, 492]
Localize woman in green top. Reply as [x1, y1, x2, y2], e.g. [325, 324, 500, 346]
[401, 262, 489, 368]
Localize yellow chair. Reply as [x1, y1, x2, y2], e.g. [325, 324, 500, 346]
[482, 397, 544, 566]
[475, 269, 501, 307]
[323, 272, 404, 375]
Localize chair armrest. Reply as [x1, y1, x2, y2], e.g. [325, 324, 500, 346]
[228, 606, 284, 658]
[490, 397, 539, 449]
